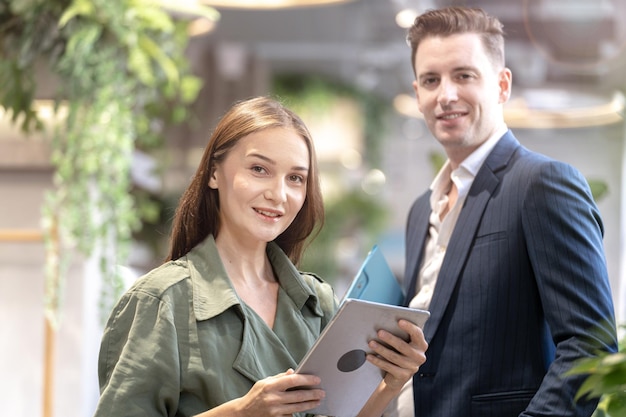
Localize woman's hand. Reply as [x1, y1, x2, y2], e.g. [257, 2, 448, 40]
[233, 369, 325, 417]
[366, 319, 428, 391]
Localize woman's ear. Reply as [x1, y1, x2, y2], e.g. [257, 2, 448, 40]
[208, 168, 218, 189]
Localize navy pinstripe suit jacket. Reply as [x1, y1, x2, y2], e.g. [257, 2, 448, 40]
[403, 131, 617, 417]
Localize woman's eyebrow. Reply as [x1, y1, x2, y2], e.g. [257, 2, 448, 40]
[248, 152, 309, 172]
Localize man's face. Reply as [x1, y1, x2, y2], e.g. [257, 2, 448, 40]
[412, 32, 511, 166]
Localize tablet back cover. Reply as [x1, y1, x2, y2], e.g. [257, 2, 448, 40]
[295, 299, 430, 416]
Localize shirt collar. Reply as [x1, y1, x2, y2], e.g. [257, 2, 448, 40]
[430, 125, 508, 204]
[184, 235, 319, 321]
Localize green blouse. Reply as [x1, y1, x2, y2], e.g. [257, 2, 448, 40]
[94, 235, 338, 417]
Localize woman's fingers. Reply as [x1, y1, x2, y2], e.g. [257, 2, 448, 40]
[238, 371, 325, 416]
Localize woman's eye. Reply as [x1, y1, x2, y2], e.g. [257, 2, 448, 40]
[290, 174, 305, 184]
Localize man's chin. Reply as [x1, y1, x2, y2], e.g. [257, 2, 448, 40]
[434, 133, 465, 146]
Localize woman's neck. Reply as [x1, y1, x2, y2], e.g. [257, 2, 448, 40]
[215, 232, 273, 285]
[215, 232, 279, 328]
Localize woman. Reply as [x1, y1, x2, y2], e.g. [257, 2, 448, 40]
[94, 96, 427, 417]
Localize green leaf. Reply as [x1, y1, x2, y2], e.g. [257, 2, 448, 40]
[64, 24, 102, 61]
[59, 0, 95, 28]
[568, 357, 602, 375]
[137, 34, 179, 85]
[606, 395, 626, 416]
[128, 46, 155, 86]
[128, 4, 174, 32]
[588, 178, 609, 202]
[180, 75, 202, 103]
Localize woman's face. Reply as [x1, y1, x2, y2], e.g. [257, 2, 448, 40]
[209, 127, 310, 246]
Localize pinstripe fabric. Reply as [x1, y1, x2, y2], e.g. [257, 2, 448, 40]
[403, 131, 617, 417]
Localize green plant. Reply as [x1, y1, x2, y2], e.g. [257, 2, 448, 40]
[567, 326, 626, 417]
[0, 0, 218, 324]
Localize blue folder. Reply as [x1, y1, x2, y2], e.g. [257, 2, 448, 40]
[342, 245, 405, 306]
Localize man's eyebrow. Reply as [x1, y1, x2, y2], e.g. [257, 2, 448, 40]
[417, 71, 439, 82]
[418, 66, 479, 80]
[452, 65, 478, 72]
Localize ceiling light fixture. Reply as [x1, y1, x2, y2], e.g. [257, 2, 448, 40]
[395, 8, 418, 29]
[504, 90, 624, 129]
[200, 0, 356, 9]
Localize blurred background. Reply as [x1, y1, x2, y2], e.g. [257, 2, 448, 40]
[1, 0, 625, 416]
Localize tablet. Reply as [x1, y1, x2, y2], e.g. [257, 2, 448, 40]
[342, 245, 405, 306]
[295, 298, 430, 417]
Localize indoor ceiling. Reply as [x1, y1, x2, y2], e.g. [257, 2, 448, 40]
[200, 0, 626, 107]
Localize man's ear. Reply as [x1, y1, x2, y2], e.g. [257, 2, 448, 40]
[498, 67, 512, 104]
[412, 80, 423, 113]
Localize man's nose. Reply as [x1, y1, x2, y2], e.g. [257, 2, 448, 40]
[438, 79, 458, 106]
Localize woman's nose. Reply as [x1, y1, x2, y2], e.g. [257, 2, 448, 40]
[264, 179, 287, 202]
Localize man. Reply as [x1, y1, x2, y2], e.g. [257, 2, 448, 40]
[399, 6, 618, 417]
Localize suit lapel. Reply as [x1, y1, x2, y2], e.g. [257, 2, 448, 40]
[404, 194, 432, 304]
[423, 132, 519, 342]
